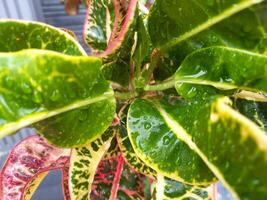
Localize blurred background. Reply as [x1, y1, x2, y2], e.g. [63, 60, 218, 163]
[0, 0, 233, 199]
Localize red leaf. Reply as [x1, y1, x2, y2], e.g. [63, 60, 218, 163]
[0, 136, 70, 200]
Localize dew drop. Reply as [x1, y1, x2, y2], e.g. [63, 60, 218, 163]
[21, 81, 32, 94]
[50, 89, 61, 101]
[33, 91, 43, 103]
[144, 122, 151, 130]
[79, 111, 88, 122]
[163, 135, 171, 145]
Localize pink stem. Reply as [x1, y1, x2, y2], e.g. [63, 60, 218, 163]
[109, 155, 124, 200]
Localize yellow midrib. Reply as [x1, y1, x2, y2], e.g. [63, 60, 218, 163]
[154, 102, 240, 200]
[160, 0, 263, 50]
[0, 91, 114, 139]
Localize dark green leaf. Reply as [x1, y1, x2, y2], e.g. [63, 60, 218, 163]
[127, 99, 216, 185]
[152, 175, 212, 200]
[129, 97, 267, 199]
[117, 125, 157, 178]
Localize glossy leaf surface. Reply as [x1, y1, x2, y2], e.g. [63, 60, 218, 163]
[127, 99, 216, 185]
[69, 129, 115, 200]
[117, 125, 157, 178]
[148, 0, 264, 51]
[235, 99, 267, 131]
[174, 47, 267, 98]
[153, 175, 212, 200]
[128, 97, 267, 199]
[148, 0, 267, 79]
[0, 136, 70, 200]
[0, 50, 115, 147]
[0, 20, 86, 55]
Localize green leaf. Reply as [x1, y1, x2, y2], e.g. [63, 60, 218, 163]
[152, 175, 212, 200]
[234, 99, 267, 131]
[127, 99, 216, 185]
[130, 97, 267, 199]
[0, 50, 116, 147]
[174, 47, 267, 98]
[148, 0, 267, 79]
[69, 129, 115, 200]
[0, 20, 86, 55]
[117, 124, 157, 178]
[148, 0, 264, 51]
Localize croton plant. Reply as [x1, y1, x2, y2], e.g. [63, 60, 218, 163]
[0, 0, 267, 199]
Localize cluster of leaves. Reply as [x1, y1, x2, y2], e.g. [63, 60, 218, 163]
[0, 0, 267, 199]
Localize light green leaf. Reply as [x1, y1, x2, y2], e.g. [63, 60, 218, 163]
[69, 129, 115, 200]
[127, 99, 216, 185]
[0, 19, 86, 55]
[174, 47, 267, 98]
[0, 50, 116, 147]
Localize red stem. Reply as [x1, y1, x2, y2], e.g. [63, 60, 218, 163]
[109, 156, 124, 200]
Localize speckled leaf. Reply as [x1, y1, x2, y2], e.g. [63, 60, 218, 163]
[174, 47, 267, 99]
[0, 20, 86, 55]
[83, 0, 115, 53]
[90, 155, 147, 199]
[152, 175, 212, 200]
[0, 135, 70, 200]
[23, 172, 49, 200]
[128, 97, 267, 199]
[127, 99, 216, 185]
[69, 129, 115, 200]
[149, 0, 267, 79]
[84, 0, 138, 56]
[0, 50, 116, 147]
[84, 0, 138, 86]
[117, 124, 157, 178]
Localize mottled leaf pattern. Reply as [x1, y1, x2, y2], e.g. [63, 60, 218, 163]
[69, 129, 115, 200]
[0, 136, 70, 200]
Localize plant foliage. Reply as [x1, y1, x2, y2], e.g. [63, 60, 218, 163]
[0, 0, 267, 199]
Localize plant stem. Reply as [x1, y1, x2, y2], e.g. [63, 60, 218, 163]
[115, 91, 138, 99]
[144, 77, 175, 91]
